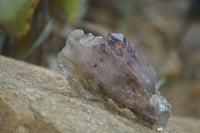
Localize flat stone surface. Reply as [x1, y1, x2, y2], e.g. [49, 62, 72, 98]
[0, 55, 200, 133]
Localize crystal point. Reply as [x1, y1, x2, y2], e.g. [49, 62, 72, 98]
[57, 30, 171, 131]
[107, 33, 157, 94]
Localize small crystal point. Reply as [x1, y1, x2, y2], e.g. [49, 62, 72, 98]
[108, 33, 124, 42]
[57, 30, 171, 131]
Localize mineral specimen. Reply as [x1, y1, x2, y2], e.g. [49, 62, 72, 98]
[57, 30, 171, 131]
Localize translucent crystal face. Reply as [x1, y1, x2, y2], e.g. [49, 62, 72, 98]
[143, 95, 170, 131]
[107, 33, 157, 94]
[57, 30, 171, 131]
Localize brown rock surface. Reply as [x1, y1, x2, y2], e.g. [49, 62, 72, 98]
[0, 55, 199, 133]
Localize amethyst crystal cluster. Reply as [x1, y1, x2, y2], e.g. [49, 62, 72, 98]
[57, 30, 171, 131]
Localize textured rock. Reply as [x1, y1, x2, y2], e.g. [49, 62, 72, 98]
[0, 55, 200, 133]
[57, 30, 170, 130]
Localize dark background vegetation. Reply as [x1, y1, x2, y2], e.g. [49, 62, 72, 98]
[0, 0, 200, 119]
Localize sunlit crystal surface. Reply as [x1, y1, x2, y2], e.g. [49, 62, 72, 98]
[57, 30, 171, 131]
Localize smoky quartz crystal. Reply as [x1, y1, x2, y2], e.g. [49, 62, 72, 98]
[57, 30, 171, 131]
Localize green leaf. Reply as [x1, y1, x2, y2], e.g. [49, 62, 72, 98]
[0, 0, 40, 38]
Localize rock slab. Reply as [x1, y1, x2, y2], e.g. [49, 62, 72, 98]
[0, 55, 199, 133]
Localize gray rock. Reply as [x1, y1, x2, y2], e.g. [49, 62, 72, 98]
[0, 55, 200, 133]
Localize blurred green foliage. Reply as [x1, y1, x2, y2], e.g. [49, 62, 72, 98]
[51, 0, 79, 22]
[117, 0, 135, 33]
[11, 20, 53, 59]
[0, 0, 39, 38]
[0, 0, 81, 61]
[156, 75, 169, 90]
